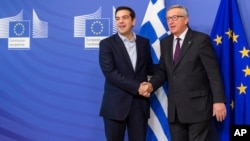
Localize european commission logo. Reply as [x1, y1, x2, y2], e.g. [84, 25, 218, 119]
[0, 10, 48, 50]
[9, 21, 30, 37]
[84, 19, 110, 48]
[8, 21, 30, 49]
[85, 19, 109, 36]
[74, 7, 114, 49]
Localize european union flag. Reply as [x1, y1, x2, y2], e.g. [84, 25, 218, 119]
[210, 0, 250, 140]
[85, 19, 109, 36]
[9, 21, 30, 37]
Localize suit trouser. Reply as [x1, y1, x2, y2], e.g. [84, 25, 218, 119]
[103, 97, 147, 141]
[169, 117, 210, 141]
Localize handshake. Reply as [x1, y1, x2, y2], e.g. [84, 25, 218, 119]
[138, 82, 153, 98]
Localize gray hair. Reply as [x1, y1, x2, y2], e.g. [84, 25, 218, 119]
[167, 5, 189, 17]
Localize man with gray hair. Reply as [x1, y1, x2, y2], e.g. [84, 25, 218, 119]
[140, 5, 227, 141]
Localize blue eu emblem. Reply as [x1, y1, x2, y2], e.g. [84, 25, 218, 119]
[9, 21, 30, 37]
[85, 19, 109, 36]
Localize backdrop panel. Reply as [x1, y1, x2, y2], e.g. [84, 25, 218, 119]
[0, 0, 249, 141]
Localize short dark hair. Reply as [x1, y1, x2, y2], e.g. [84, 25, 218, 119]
[115, 6, 136, 19]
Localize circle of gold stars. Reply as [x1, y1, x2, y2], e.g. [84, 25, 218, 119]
[13, 22, 25, 36]
[91, 20, 104, 35]
[212, 28, 250, 98]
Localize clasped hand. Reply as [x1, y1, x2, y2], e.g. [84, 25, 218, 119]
[138, 82, 153, 98]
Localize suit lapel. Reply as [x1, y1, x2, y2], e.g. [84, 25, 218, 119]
[115, 34, 135, 72]
[131, 36, 140, 72]
[169, 36, 174, 65]
[135, 36, 144, 72]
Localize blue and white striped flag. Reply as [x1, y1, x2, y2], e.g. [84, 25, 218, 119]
[139, 0, 171, 140]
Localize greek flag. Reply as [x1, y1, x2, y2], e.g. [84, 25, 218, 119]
[139, 0, 171, 140]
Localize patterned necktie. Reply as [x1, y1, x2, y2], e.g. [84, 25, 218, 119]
[173, 38, 181, 64]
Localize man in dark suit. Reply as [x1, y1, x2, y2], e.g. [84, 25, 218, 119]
[141, 5, 227, 141]
[99, 6, 156, 141]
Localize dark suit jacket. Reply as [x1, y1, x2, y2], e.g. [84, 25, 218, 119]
[99, 33, 155, 120]
[150, 28, 226, 123]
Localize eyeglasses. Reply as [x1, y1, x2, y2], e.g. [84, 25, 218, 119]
[166, 15, 184, 22]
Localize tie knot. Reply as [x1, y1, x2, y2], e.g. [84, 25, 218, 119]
[176, 38, 181, 42]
